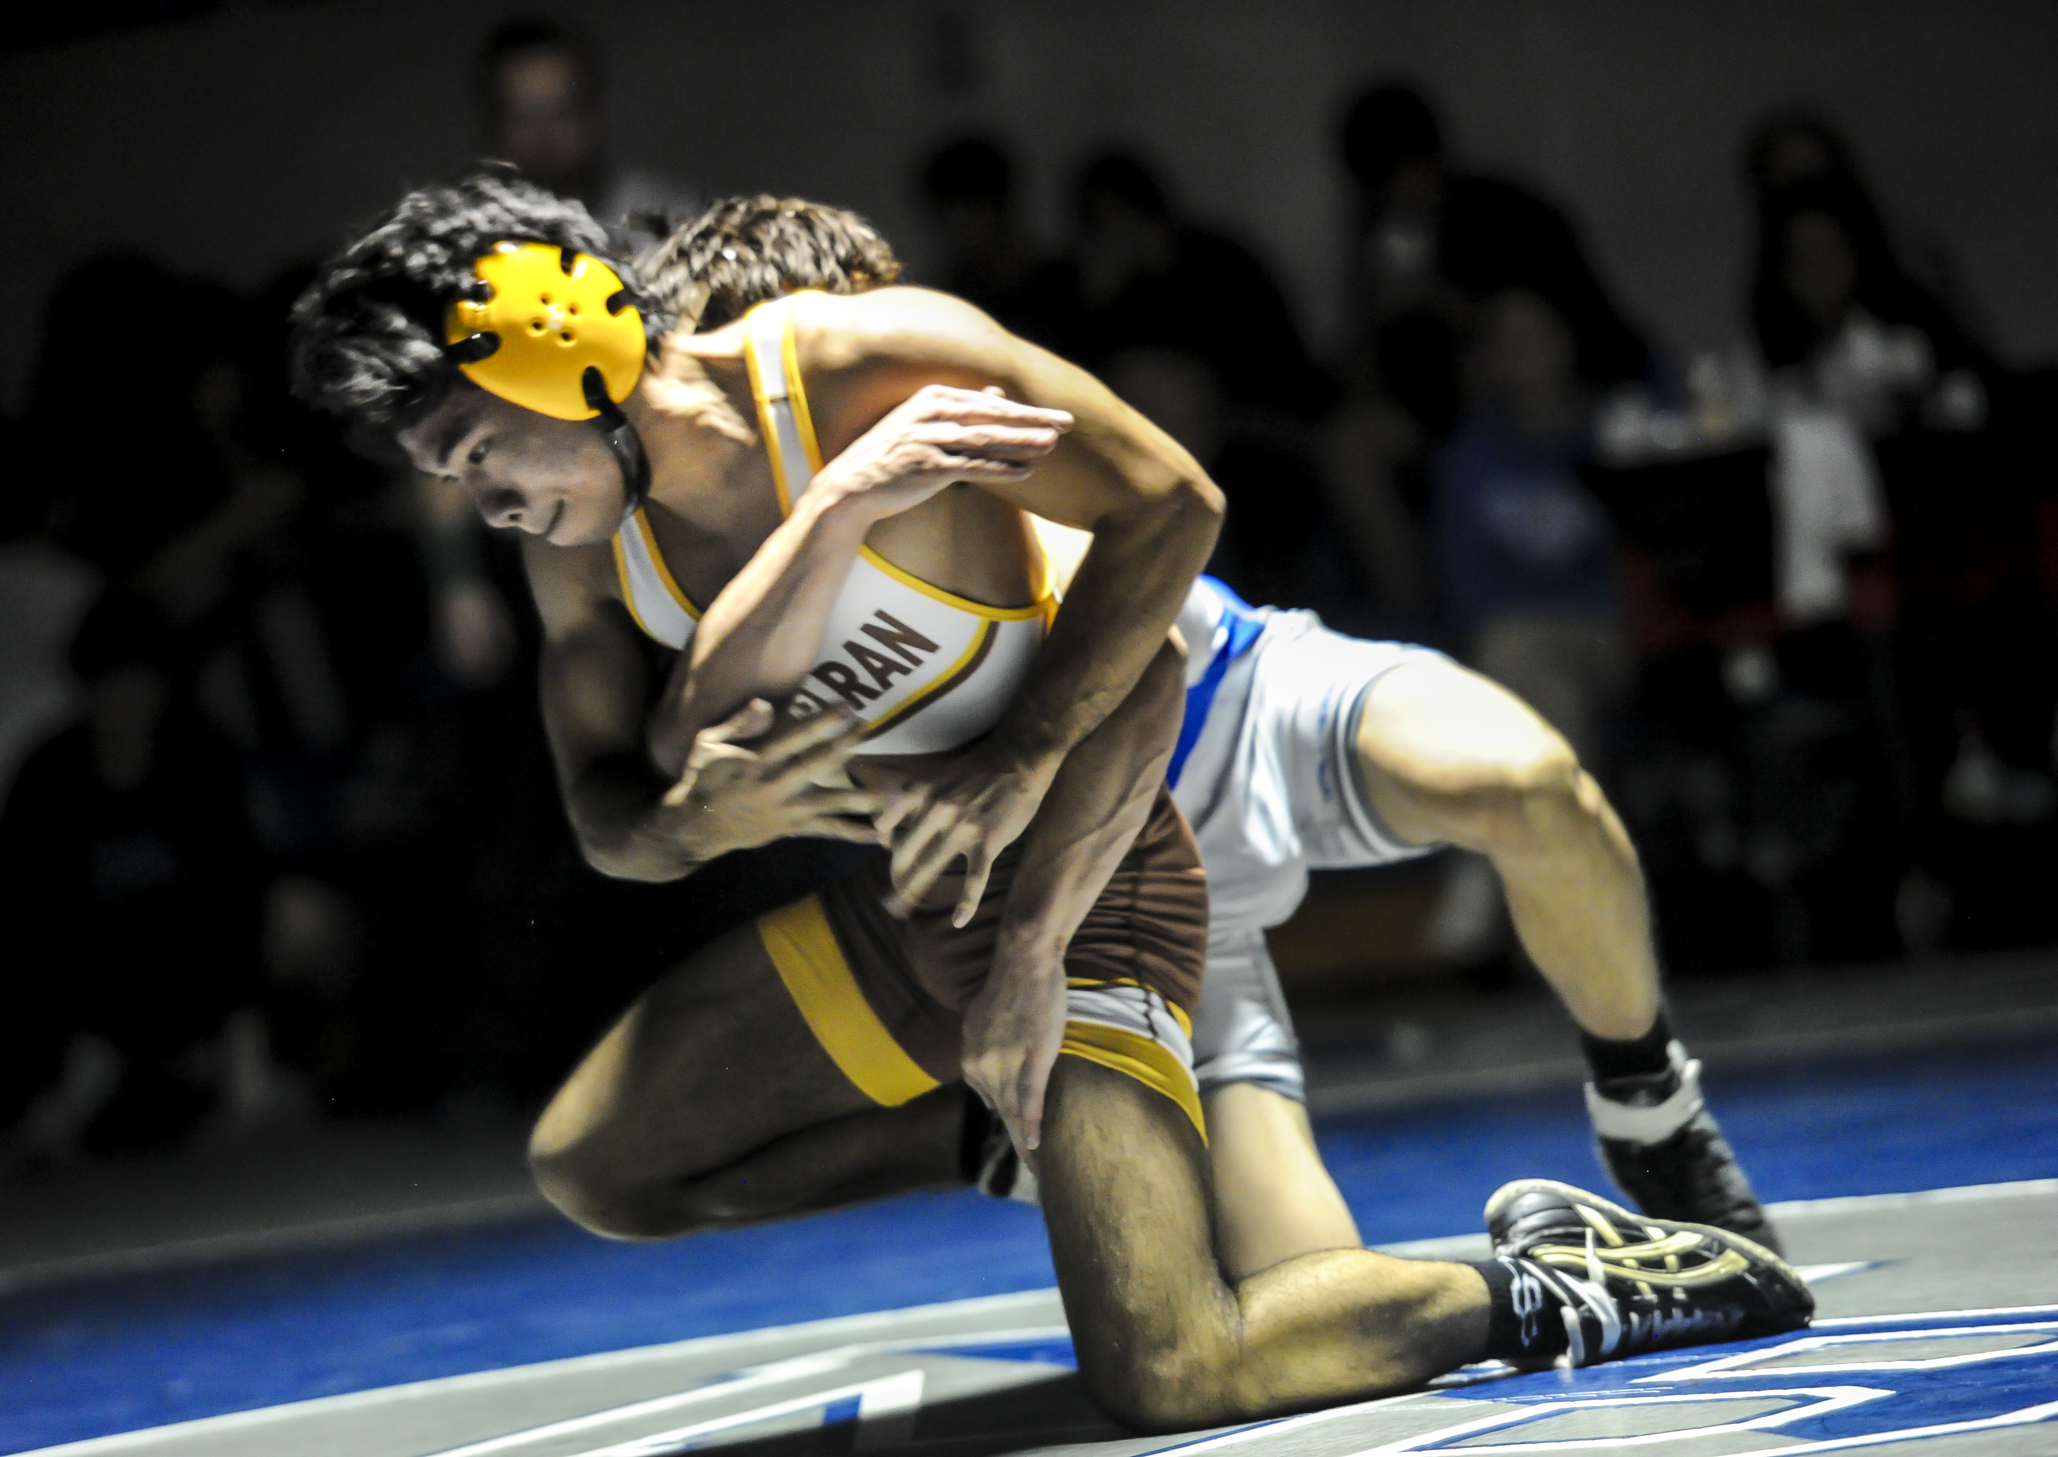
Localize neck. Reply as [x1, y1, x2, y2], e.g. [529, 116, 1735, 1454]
[631, 337, 762, 527]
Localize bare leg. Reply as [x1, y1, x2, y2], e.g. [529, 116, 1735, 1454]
[1043, 1059, 1487, 1431]
[675, 1089, 966, 1225]
[1356, 657, 1660, 1039]
[1204, 1083, 1360, 1281]
[529, 922, 957, 1236]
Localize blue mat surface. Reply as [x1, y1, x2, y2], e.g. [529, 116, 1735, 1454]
[3, 1035, 2055, 1454]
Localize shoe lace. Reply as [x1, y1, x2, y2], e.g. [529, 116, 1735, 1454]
[1548, 1230, 1625, 1368]
[1548, 1223, 1746, 1365]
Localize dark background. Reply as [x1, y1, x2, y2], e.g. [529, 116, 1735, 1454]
[5, 0, 2057, 413]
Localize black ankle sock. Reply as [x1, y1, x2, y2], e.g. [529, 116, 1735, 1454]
[1472, 1257, 1569, 1361]
[1581, 1010, 1676, 1084]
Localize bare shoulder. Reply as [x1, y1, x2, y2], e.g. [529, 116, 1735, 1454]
[791, 286, 1013, 374]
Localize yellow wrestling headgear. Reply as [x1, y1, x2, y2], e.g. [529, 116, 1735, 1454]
[444, 241, 646, 420]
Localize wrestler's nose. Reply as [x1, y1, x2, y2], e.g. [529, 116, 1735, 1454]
[475, 484, 528, 530]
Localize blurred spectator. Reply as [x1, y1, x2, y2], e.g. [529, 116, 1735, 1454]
[1326, 83, 1648, 628]
[1339, 82, 1650, 435]
[1072, 151, 1329, 417]
[917, 136, 1085, 355]
[1431, 290, 1626, 771]
[1065, 151, 1342, 612]
[0, 412, 97, 811]
[1743, 109, 1989, 334]
[479, 18, 699, 251]
[1742, 150, 2057, 891]
[1751, 178, 1997, 404]
[0, 593, 275, 1162]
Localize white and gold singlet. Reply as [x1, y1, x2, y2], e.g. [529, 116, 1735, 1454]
[612, 294, 1056, 756]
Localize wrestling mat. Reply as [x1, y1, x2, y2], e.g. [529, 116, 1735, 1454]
[8, 1041, 2057, 1457]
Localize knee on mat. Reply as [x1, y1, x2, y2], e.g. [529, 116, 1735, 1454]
[528, 1124, 703, 1241]
[1082, 1343, 1229, 1433]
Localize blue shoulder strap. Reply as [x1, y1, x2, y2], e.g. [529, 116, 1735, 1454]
[1167, 577, 1267, 789]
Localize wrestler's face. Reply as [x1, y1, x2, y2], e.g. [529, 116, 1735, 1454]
[398, 380, 626, 546]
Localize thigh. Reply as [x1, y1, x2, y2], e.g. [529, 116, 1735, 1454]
[1206, 1083, 1361, 1282]
[1037, 1055, 1233, 1420]
[531, 917, 878, 1202]
[1244, 626, 1445, 870]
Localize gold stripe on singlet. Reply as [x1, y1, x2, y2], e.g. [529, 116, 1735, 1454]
[1059, 1021, 1205, 1139]
[757, 895, 939, 1107]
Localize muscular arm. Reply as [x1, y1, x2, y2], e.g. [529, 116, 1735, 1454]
[526, 537, 876, 882]
[965, 636, 1187, 1153]
[801, 289, 1221, 904]
[814, 289, 1223, 769]
[649, 385, 1070, 776]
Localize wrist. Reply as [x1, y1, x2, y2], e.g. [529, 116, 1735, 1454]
[639, 785, 735, 865]
[984, 727, 1067, 785]
[994, 908, 1067, 965]
[799, 473, 886, 540]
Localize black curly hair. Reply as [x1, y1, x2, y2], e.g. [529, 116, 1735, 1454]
[637, 195, 902, 334]
[289, 162, 672, 434]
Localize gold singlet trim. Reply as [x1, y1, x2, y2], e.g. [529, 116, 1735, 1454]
[1059, 1021, 1206, 1139]
[758, 895, 940, 1107]
[611, 535, 655, 640]
[859, 619, 996, 740]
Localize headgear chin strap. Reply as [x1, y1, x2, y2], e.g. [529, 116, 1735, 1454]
[582, 365, 652, 516]
[446, 241, 652, 515]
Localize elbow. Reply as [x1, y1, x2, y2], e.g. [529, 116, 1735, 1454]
[1169, 471, 1226, 558]
[1111, 470, 1224, 563]
[565, 804, 676, 884]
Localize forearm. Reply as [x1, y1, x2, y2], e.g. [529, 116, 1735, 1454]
[995, 488, 1217, 771]
[651, 489, 870, 773]
[994, 637, 1185, 958]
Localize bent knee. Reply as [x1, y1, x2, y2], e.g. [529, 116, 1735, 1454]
[1085, 1345, 1230, 1433]
[1407, 738, 1594, 861]
[528, 1123, 728, 1241]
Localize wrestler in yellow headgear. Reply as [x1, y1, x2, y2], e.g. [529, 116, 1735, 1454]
[445, 240, 653, 508]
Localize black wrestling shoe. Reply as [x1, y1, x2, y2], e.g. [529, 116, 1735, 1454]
[1485, 1178, 1813, 1369]
[960, 1092, 1040, 1206]
[1588, 1044, 1783, 1254]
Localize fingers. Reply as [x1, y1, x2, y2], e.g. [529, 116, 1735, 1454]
[800, 814, 882, 845]
[907, 422, 1065, 461]
[805, 786, 887, 819]
[973, 1055, 1047, 1161]
[665, 735, 758, 807]
[908, 384, 1074, 432]
[871, 783, 928, 845]
[1013, 1054, 1052, 1153]
[890, 807, 980, 909]
[702, 697, 776, 745]
[952, 843, 994, 930]
[660, 763, 700, 810]
[758, 704, 864, 768]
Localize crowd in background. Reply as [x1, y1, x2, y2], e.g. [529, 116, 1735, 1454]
[2, 18, 2053, 1163]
